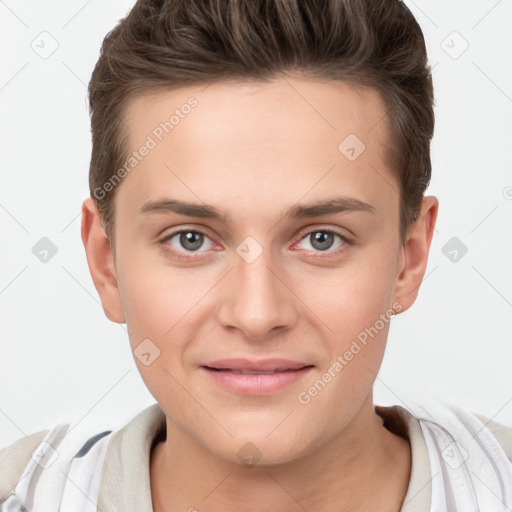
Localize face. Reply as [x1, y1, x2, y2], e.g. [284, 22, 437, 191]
[109, 76, 406, 464]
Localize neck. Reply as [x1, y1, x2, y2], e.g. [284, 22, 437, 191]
[150, 395, 411, 512]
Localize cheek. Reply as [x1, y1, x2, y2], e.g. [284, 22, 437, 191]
[293, 247, 397, 402]
[296, 276, 393, 429]
[116, 267, 194, 409]
[115, 268, 182, 381]
[116, 244, 197, 335]
[116, 257, 218, 383]
[300, 254, 397, 340]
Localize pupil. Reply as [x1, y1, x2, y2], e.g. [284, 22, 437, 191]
[180, 231, 203, 251]
[311, 231, 333, 251]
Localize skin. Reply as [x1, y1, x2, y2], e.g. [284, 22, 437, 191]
[81, 75, 438, 512]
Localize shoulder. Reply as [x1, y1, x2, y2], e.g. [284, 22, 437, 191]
[395, 399, 512, 457]
[379, 401, 512, 510]
[0, 404, 165, 509]
[472, 412, 512, 462]
[0, 421, 115, 510]
[405, 399, 512, 490]
[0, 429, 50, 502]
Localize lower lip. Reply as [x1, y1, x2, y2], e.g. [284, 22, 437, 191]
[200, 366, 314, 395]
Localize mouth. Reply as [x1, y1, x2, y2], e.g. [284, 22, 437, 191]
[203, 366, 312, 374]
[199, 359, 314, 395]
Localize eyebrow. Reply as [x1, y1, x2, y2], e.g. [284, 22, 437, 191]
[139, 196, 375, 222]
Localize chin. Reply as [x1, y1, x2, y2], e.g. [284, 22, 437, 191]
[200, 426, 316, 468]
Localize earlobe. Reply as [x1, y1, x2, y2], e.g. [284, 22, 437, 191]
[81, 197, 126, 324]
[392, 196, 439, 314]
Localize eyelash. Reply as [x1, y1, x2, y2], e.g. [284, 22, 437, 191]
[158, 227, 352, 261]
[159, 228, 217, 262]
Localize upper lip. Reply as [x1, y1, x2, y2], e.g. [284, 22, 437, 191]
[202, 358, 313, 372]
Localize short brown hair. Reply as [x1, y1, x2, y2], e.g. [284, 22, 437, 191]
[88, 0, 434, 251]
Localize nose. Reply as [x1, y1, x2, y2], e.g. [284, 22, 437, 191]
[215, 243, 299, 341]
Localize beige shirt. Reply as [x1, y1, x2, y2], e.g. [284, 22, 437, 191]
[1, 403, 511, 511]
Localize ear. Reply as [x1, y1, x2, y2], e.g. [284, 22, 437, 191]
[392, 196, 439, 314]
[81, 197, 126, 323]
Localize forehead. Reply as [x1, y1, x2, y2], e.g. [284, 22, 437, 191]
[118, 76, 397, 222]
[124, 76, 390, 151]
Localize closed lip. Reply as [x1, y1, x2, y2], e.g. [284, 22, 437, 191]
[201, 358, 313, 372]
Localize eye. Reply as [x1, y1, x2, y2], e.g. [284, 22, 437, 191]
[160, 228, 216, 259]
[295, 229, 350, 255]
[159, 226, 351, 261]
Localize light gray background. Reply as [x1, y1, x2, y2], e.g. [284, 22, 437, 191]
[1, 0, 511, 447]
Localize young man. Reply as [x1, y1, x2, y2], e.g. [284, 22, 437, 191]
[1, 0, 511, 511]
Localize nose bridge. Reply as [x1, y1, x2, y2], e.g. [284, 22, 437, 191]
[218, 237, 297, 339]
